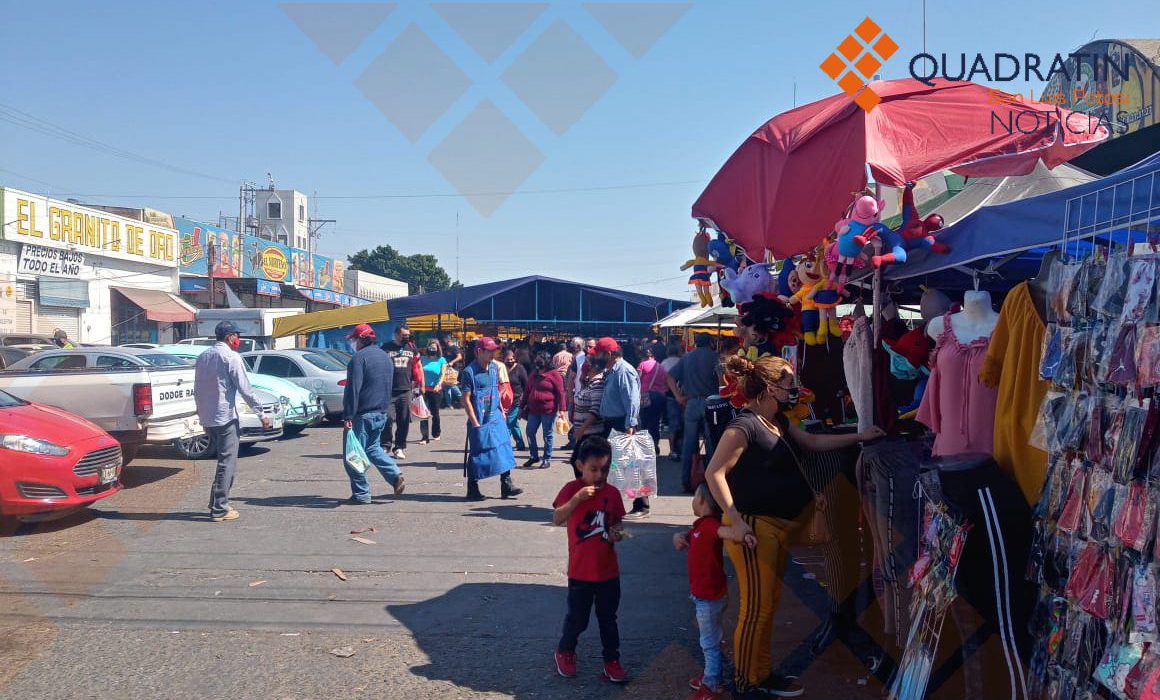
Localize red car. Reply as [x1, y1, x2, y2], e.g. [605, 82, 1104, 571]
[0, 388, 123, 522]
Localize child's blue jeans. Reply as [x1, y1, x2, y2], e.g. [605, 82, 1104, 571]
[693, 595, 727, 690]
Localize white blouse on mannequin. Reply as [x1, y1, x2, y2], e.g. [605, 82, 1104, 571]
[926, 290, 1000, 344]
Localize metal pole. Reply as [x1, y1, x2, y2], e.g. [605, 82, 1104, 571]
[208, 239, 217, 310]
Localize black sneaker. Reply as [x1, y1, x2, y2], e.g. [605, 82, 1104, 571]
[754, 674, 803, 698]
[346, 497, 372, 506]
[521, 458, 540, 469]
[622, 509, 650, 521]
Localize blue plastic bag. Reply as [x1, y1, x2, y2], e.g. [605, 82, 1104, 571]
[344, 430, 370, 474]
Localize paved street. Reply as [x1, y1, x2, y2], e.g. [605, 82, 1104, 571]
[0, 411, 881, 700]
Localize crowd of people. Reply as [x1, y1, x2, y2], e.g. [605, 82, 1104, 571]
[192, 320, 883, 699]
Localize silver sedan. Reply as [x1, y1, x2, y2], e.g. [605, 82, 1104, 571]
[241, 350, 347, 419]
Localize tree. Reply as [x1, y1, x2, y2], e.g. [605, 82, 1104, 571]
[348, 245, 461, 294]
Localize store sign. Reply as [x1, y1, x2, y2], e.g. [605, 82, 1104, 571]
[296, 286, 364, 307]
[1041, 40, 1158, 138]
[175, 217, 346, 292]
[18, 243, 85, 278]
[256, 279, 281, 297]
[2, 188, 178, 267]
[0, 274, 17, 334]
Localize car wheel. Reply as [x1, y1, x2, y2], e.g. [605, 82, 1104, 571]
[282, 424, 306, 437]
[120, 444, 138, 467]
[175, 433, 217, 459]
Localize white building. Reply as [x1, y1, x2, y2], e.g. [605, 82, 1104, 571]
[344, 268, 408, 303]
[254, 188, 309, 251]
[0, 188, 195, 345]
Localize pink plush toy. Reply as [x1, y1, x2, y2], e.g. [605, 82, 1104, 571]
[832, 194, 885, 287]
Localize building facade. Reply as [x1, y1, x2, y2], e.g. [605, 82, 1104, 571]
[0, 188, 195, 345]
[344, 269, 408, 303]
[254, 188, 310, 251]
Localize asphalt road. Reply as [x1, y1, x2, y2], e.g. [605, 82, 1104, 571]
[0, 411, 884, 700]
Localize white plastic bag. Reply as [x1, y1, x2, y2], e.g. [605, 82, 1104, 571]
[607, 429, 658, 501]
[411, 393, 431, 420]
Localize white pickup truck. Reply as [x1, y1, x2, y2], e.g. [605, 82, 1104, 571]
[0, 347, 203, 464]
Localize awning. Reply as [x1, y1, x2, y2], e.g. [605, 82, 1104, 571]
[273, 301, 391, 338]
[113, 287, 197, 322]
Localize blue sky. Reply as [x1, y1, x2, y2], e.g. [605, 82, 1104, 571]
[1, 0, 1155, 300]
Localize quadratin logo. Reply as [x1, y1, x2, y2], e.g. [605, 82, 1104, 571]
[819, 17, 898, 112]
[279, 2, 691, 216]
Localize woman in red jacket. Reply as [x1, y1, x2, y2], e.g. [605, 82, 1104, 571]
[520, 351, 566, 469]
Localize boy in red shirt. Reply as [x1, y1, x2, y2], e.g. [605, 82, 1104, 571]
[674, 484, 756, 699]
[552, 435, 629, 683]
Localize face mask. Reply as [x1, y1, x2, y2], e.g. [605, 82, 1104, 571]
[772, 385, 799, 412]
[534, 360, 546, 369]
[227, 336, 242, 352]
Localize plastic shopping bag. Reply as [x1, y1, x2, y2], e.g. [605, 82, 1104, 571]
[555, 414, 572, 435]
[607, 429, 658, 501]
[411, 393, 431, 420]
[344, 429, 371, 475]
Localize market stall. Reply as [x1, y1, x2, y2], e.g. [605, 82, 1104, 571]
[687, 77, 1132, 699]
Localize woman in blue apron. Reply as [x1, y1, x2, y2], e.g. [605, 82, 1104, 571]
[461, 337, 522, 501]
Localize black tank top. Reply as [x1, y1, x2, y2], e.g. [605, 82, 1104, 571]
[725, 410, 814, 520]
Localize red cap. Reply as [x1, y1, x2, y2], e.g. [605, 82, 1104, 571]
[477, 337, 499, 351]
[346, 323, 376, 340]
[883, 327, 933, 369]
[594, 337, 621, 354]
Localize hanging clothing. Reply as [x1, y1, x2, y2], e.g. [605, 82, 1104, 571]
[917, 313, 999, 457]
[979, 282, 1050, 505]
[844, 315, 874, 434]
[460, 361, 516, 481]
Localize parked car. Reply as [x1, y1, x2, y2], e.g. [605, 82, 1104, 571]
[177, 337, 267, 353]
[0, 347, 204, 464]
[0, 388, 123, 522]
[119, 343, 160, 349]
[155, 345, 323, 436]
[0, 347, 34, 370]
[0, 333, 56, 347]
[242, 350, 347, 419]
[173, 384, 285, 459]
[319, 348, 352, 367]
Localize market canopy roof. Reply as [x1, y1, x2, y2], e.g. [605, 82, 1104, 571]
[863, 150, 1160, 299]
[113, 287, 197, 323]
[273, 301, 390, 338]
[386, 276, 689, 332]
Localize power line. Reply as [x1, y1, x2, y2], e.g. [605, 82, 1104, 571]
[0, 103, 236, 185]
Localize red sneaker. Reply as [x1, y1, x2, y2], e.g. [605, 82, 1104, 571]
[688, 683, 725, 700]
[602, 660, 629, 683]
[554, 650, 577, 679]
[689, 675, 703, 690]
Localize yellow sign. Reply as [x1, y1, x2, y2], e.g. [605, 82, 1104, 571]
[1, 188, 178, 268]
[260, 246, 290, 281]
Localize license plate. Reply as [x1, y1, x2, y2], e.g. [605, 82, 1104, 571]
[99, 464, 117, 485]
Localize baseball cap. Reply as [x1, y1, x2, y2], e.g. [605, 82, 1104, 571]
[346, 323, 377, 340]
[594, 337, 621, 354]
[477, 337, 499, 351]
[214, 321, 241, 339]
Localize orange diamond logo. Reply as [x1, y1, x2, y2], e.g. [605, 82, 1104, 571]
[820, 17, 896, 112]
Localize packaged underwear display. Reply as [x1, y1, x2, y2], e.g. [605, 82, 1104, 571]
[1027, 248, 1160, 699]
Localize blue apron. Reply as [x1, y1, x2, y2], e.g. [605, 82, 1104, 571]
[464, 362, 515, 480]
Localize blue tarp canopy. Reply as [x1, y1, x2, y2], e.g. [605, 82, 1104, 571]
[859, 151, 1160, 301]
[385, 276, 688, 336]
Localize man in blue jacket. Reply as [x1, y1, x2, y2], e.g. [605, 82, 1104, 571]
[342, 324, 405, 504]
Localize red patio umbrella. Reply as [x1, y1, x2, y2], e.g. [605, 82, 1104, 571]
[691, 78, 1109, 259]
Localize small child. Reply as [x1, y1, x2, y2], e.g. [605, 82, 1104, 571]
[674, 483, 756, 700]
[552, 435, 630, 684]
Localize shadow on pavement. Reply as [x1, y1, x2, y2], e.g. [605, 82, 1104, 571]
[232, 494, 344, 509]
[1, 509, 97, 536]
[120, 465, 182, 490]
[394, 493, 472, 504]
[462, 504, 553, 522]
[299, 453, 343, 460]
[89, 510, 209, 523]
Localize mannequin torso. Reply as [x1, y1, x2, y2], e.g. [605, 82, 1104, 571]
[926, 290, 1000, 344]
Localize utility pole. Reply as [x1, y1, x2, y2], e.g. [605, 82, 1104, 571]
[207, 239, 217, 310]
[307, 218, 335, 257]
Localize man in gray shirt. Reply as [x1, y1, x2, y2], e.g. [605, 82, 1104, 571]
[666, 333, 721, 493]
[194, 321, 269, 522]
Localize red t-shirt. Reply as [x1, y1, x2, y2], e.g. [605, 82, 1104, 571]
[554, 480, 626, 582]
[687, 516, 727, 600]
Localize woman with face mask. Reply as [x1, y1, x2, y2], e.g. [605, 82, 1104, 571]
[705, 355, 884, 697]
[518, 351, 566, 469]
[418, 341, 447, 444]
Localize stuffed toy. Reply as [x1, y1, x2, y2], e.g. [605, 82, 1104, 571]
[883, 326, 934, 415]
[708, 232, 744, 307]
[737, 293, 800, 359]
[681, 228, 721, 307]
[720, 262, 774, 307]
[788, 248, 843, 345]
[824, 239, 865, 275]
[832, 194, 886, 286]
[875, 181, 949, 267]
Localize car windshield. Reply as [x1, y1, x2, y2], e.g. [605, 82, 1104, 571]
[302, 353, 345, 371]
[0, 390, 25, 408]
[141, 354, 192, 366]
